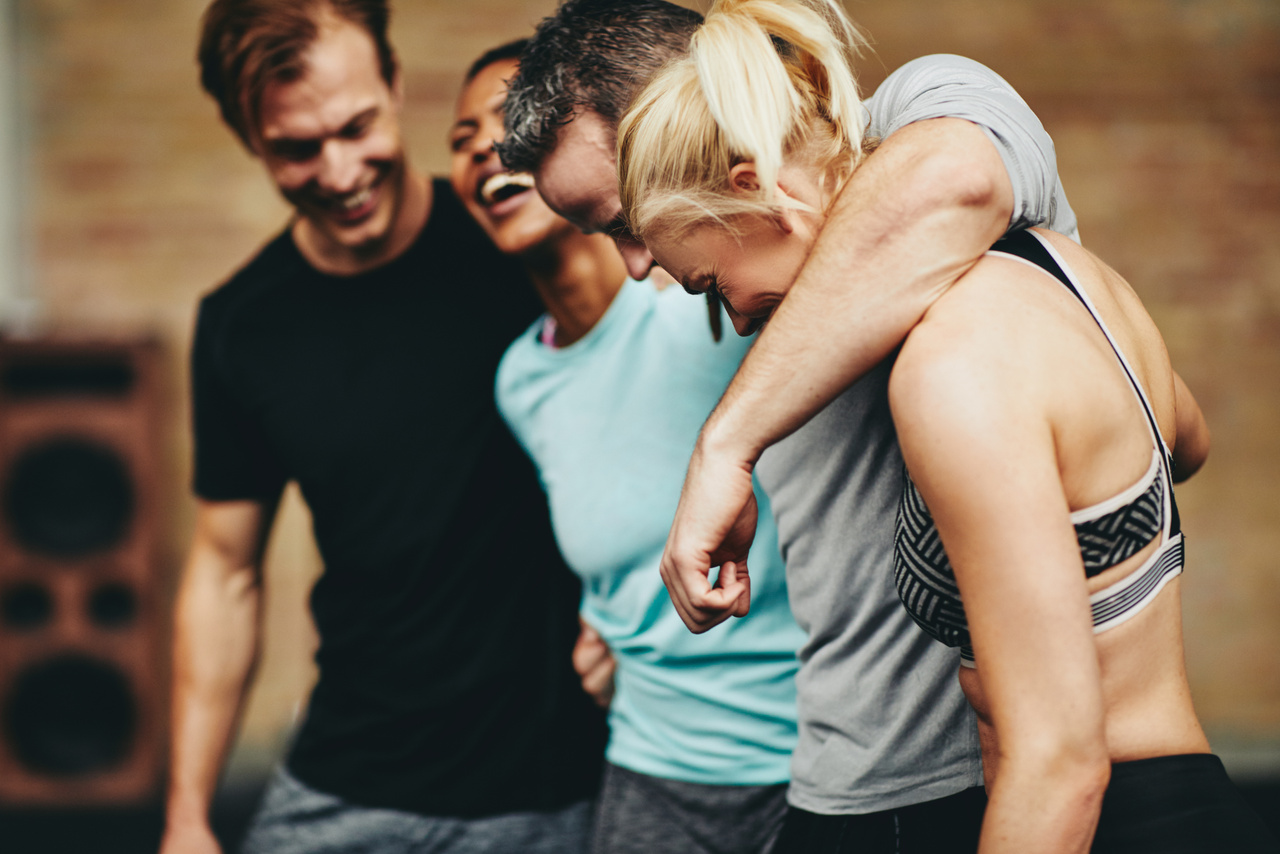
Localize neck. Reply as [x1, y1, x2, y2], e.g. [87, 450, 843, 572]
[294, 167, 432, 275]
[524, 230, 628, 347]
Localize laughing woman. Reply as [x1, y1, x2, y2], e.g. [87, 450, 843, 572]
[450, 41, 807, 854]
[617, 1, 1278, 851]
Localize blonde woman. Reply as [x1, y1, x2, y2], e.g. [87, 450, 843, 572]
[618, 1, 1278, 852]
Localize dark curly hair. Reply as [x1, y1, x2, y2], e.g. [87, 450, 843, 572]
[497, 0, 702, 173]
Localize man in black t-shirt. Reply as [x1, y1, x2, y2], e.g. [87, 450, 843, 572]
[159, 3, 606, 853]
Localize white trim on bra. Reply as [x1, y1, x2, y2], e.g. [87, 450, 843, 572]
[1069, 449, 1161, 525]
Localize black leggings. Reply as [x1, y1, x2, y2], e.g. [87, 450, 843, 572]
[768, 755, 1276, 854]
[767, 787, 987, 854]
[1092, 753, 1277, 853]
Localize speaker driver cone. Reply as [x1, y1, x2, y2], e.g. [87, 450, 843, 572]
[3, 654, 137, 776]
[3, 438, 135, 558]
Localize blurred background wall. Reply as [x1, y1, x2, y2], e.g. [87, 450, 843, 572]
[0, 0, 1276, 820]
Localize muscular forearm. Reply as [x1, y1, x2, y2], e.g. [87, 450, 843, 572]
[702, 118, 1013, 462]
[165, 547, 262, 831]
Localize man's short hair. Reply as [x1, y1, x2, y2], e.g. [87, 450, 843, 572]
[465, 38, 530, 85]
[497, 0, 702, 174]
[198, 0, 398, 149]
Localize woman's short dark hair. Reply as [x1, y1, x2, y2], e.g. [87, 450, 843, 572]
[197, 0, 398, 148]
[464, 38, 530, 85]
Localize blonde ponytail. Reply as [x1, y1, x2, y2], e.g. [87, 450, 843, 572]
[619, 0, 872, 242]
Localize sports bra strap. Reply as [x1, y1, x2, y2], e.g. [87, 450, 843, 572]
[988, 230, 1181, 537]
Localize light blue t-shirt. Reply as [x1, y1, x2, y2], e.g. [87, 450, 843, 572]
[496, 278, 805, 785]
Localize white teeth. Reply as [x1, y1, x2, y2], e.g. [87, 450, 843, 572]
[341, 186, 374, 210]
[480, 172, 535, 205]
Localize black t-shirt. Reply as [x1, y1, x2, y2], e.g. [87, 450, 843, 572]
[191, 179, 607, 817]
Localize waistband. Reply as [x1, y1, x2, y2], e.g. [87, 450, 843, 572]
[1109, 751, 1225, 782]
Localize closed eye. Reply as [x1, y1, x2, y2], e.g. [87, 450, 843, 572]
[448, 119, 478, 153]
[605, 216, 633, 241]
[341, 113, 374, 139]
[267, 139, 321, 162]
[449, 131, 474, 153]
[681, 276, 718, 297]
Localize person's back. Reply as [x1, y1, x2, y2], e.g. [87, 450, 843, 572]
[889, 229, 1274, 850]
[892, 227, 1203, 762]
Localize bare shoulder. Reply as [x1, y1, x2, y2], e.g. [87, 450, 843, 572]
[889, 253, 1055, 448]
[1031, 229, 1178, 432]
[1029, 229, 1156, 336]
[892, 250, 1052, 408]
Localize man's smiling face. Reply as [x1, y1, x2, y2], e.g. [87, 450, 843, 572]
[253, 15, 407, 260]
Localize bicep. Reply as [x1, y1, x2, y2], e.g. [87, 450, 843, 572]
[188, 498, 277, 582]
[800, 118, 1012, 346]
[869, 53, 1074, 237]
[846, 116, 1012, 241]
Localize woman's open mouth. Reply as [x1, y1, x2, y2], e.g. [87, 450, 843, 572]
[478, 172, 536, 214]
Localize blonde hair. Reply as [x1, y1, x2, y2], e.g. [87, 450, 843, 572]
[618, 0, 872, 242]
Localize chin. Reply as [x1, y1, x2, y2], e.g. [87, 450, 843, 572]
[330, 208, 398, 251]
[495, 235, 544, 258]
[494, 224, 560, 259]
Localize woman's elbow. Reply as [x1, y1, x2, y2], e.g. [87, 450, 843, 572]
[1003, 730, 1112, 812]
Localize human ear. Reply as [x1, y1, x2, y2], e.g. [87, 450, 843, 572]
[729, 162, 794, 234]
[728, 162, 761, 194]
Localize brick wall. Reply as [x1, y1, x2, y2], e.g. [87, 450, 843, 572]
[12, 0, 1280, 775]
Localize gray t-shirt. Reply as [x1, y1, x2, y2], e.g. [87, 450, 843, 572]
[756, 54, 1079, 815]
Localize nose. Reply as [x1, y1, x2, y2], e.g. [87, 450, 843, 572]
[722, 300, 757, 337]
[617, 239, 655, 280]
[317, 139, 362, 194]
[471, 133, 498, 165]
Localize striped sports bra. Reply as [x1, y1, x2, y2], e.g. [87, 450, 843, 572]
[893, 229, 1184, 668]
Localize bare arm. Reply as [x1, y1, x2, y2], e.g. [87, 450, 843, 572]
[710, 117, 1011, 459]
[160, 498, 276, 854]
[1171, 371, 1210, 483]
[891, 329, 1110, 853]
[661, 118, 1013, 630]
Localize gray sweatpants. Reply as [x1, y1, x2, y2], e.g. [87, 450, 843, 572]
[240, 765, 593, 854]
[591, 762, 788, 854]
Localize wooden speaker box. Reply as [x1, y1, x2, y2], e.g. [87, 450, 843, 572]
[0, 338, 165, 805]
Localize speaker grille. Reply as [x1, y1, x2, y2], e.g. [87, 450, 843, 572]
[1, 358, 136, 398]
[3, 438, 135, 558]
[1, 582, 54, 631]
[3, 655, 137, 776]
[0, 339, 163, 803]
